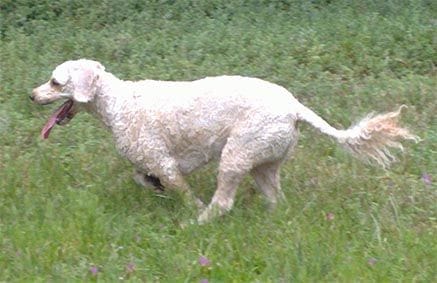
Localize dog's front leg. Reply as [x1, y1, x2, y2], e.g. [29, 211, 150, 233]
[133, 169, 164, 192]
[141, 156, 205, 210]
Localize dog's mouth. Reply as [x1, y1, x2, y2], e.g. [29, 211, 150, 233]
[41, 99, 75, 139]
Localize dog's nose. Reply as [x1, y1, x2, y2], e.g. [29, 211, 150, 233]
[30, 89, 38, 101]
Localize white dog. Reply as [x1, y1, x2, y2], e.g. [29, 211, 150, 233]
[31, 59, 418, 223]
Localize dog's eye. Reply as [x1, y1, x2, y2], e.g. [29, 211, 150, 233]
[51, 79, 61, 87]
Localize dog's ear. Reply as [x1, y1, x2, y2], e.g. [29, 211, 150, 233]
[71, 64, 101, 103]
[71, 69, 96, 103]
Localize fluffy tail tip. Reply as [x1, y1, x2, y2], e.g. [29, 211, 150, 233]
[339, 105, 420, 168]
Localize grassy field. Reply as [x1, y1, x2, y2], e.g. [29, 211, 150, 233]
[0, 0, 436, 281]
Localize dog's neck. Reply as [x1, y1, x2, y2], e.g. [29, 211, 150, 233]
[85, 71, 132, 131]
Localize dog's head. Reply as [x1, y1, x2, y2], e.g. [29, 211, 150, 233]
[30, 59, 105, 138]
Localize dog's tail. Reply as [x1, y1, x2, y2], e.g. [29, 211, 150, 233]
[296, 104, 419, 168]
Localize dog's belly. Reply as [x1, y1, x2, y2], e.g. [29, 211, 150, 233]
[174, 138, 227, 175]
[176, 152, 216, 175]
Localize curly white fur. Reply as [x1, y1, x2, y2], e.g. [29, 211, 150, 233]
[31, 59, 418, 223]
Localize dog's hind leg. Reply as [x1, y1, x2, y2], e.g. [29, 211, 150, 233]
[197, 120, 295, 224]
[197, 166, 246, 224]
[250, 161, 285, 210]
[197, 137, 254, 224]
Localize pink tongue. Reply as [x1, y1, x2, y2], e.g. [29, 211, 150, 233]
[41, 100, 73, 139]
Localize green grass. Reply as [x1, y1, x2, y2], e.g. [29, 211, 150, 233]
[1, 0, 435, 281]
